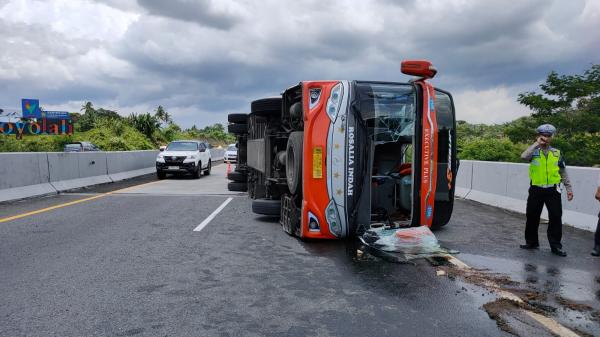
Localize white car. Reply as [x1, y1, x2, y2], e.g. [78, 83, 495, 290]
[156, 140, 212, 179]
[224, 144, 238, 163]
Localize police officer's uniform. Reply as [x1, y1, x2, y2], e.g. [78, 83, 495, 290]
[520, 124, 572, 256]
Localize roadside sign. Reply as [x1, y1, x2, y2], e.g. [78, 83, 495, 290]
[21, 99, 41, 118]
[44, 111, 70, 120]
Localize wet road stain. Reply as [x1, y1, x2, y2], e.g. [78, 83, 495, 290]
[431, 257, 600, 336]
[136, 284, 167, 293]
[483, 298, 553, 336]
[116, 327, 144, 336]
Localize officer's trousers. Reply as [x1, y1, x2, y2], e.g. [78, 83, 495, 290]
[525, 185, 563, 249]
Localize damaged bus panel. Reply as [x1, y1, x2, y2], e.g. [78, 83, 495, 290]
[226, 60, 458, 239]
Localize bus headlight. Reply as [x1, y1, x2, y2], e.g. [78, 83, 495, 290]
[326, 83, 343, 122]
[325, 200, 341, 237]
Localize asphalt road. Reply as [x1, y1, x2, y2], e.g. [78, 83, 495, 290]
[1, 163, 598, 337]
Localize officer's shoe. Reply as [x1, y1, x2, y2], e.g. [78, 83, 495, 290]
[591, 246, 600, 257]
[551, 248, 567, 257]
[519, 244, 539, 250]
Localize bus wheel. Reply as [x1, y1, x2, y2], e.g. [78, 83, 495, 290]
[228, 182, 247, 192]
[286, 131, 303, 195]
[228, 113, 248, 124]
[227, 171, 246, 182]
[252, 198, 281, 216]
[251, 97, 281, 117]
[227, 123, 247, 135]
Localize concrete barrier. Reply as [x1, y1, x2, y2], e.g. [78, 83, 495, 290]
[0, 152, 55, 202]
[107, 151, 158, 181]
[210, 148, 225, 161]
[454, 160, 472, 198]
[48, 152, 111, 192]
[456, 160, 600, 231]
[0, 150, 159, 203]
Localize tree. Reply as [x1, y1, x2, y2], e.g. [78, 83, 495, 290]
[154, 105, 172, 125]
[518, 64, 600, 116]
[128, 112, 161, 140]
[515, 64, 600, 166]
[81, 101, 95, 115]
[78, 101, 98, 132]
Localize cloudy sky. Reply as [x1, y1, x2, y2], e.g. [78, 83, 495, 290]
[1, 0, 599, 127]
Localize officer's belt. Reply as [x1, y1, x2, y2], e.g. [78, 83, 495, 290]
[532, 184, 558, 188]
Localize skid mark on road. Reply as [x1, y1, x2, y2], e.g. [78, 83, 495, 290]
[193, 197, 233, 232]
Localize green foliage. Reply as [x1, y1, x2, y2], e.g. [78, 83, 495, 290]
[154, 105, 172, 125]
[459, 137, 525, 162]
[0, 134, 76, 152]
[77, 102, 98, 132]
[518, 64, 600, 116]
[127, 112, 161, 140]
[457, 64, 600, 167]
[81, 118, 154, 151]
[549, 133, 600, 167]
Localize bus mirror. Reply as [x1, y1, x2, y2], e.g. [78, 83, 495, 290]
[401, 60, 437, 79]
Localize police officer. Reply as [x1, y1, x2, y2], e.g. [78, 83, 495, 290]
[520, 124, 573, 257]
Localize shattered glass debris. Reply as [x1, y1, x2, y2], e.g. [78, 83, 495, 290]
[360, 225, 449, 259]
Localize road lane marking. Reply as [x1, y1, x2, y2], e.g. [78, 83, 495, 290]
[0, 180, 163, 224]
[193, 197, 233, 232]
[524, 311, 580, 337]
[444, 255, 581, 337]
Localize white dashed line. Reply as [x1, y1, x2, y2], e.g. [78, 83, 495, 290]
[193, 197, 233, 232]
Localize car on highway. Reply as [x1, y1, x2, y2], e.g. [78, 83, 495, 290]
[156, 140, 212, 179]
[224, 144, 237, 163]
[64, 142, 101, 152]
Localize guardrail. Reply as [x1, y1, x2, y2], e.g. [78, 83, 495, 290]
[0, 148, 226, 203]
[456, 160, 599, 231]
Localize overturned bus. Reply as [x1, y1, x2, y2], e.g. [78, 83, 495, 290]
[227, 60, 458, 239]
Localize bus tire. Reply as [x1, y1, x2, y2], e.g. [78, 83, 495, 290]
[227, 171, 246, 182]
[252, 198, 281, 216]
[228, 113, 248, 124]
[286, 131, 303, 195]
[228, 123, 247, 135]
[228, 182, 247, 192]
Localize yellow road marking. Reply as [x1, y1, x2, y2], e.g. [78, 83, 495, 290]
[0, 180, 162, 224]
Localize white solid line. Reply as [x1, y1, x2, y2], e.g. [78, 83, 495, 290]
[193, 197, 233, 232]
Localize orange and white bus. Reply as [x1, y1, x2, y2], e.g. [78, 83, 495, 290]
[227, 60, 457, 239]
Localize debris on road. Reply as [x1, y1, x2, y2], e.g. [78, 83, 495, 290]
[436, 270, 447, 277]
[360, 225, 449, 260]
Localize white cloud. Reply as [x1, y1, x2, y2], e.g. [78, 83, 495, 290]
[453, 87, 531, 124]
[0, 0, 598, 127]
[0, 0, 139, 41]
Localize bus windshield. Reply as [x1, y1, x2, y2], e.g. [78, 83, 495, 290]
[355, 83, 415, 144]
